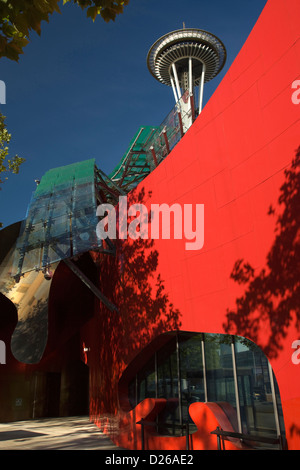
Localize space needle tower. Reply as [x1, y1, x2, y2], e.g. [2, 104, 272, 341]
[147, 26, 226, 132]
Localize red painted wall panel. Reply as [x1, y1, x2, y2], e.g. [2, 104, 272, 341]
[84, 0, 300, 449]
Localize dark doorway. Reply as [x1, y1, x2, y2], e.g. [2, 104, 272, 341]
[59, 360, 89, 417]
[45, 372, 61, 417]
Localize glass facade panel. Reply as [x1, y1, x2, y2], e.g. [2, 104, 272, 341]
[205, 334, 236, 408]
[234, 337, 278, 439]
[11, 159, 101, 278]
[137, 357, 156, 403]
[157, 336, 180, 435]
[179, 333, 205, 425]
[127, 331, 285, 446]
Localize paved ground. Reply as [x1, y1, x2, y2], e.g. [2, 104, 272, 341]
[0, 416, 122, 450]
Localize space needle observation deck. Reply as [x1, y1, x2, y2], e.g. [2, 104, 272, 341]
[147, 27, 226, 131]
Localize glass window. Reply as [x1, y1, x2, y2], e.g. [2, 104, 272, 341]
[157, 336, 180, 435]
[137, 356, 156, 402]
[205, 334, 236, 408]
[234, 337, 280, 441]
[128, 378, 137, 409]
[179, 333, 205, 425]
[126, 331, 285, 445]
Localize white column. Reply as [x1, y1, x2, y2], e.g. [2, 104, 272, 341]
[198, 62, 206, 113]
[172, 63, 182, 100]
[170, 76, 179, 103]
[189, 57, 193, 94]
[231, 341, 242, 433]
[268, 361, 281, 437]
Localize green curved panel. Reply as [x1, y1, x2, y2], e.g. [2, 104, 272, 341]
[12, 159, 101, 278]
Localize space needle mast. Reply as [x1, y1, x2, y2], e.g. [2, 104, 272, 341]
[147, 26, 226, 132]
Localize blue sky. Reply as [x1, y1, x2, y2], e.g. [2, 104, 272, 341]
[0, 0, 267, 229]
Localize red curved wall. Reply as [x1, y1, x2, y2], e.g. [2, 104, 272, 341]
[82, 0, 300, 450]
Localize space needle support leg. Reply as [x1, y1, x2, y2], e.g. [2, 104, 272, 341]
[188, 57, 195, 122]
[189, 57, 193, 94]
[170, 76, 179, 103]
[172, 63, 182, 101]
[199, 63, 206, 113]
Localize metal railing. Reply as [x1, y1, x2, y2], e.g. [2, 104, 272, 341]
[136, 419, 191, 450]
[211, 426, 285, 450]
[144, 90, 196, 172]
[135, 420, 286, 451]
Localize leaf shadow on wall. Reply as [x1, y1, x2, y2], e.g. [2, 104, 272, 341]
[89, 187, 182, 417]
[223, 146, 300, 439]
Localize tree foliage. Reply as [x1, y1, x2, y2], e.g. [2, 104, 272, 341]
[0, 112, 25, 226]
[0, 0, 130, 61]
[224, 146, 300, 359]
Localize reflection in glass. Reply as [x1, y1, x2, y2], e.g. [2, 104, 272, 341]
[157, 336, 179, 435]
[179, 333, 205, 426]
[138, 357, 156, 402]
[205, 334, 236, 409]
[234, 337, 278, 438]
[11, 159, 101, 279]
[0, 228, 58, 364]
[127, 331, 285, 446]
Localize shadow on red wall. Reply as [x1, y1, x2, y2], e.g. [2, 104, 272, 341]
[85, 187, 182, 420]
[223, 146, 300, 445]
[87, 149, 300, 449]
[224, 146, 300, 358]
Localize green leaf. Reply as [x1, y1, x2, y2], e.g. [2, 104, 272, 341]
[87, 5, 99, 21]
